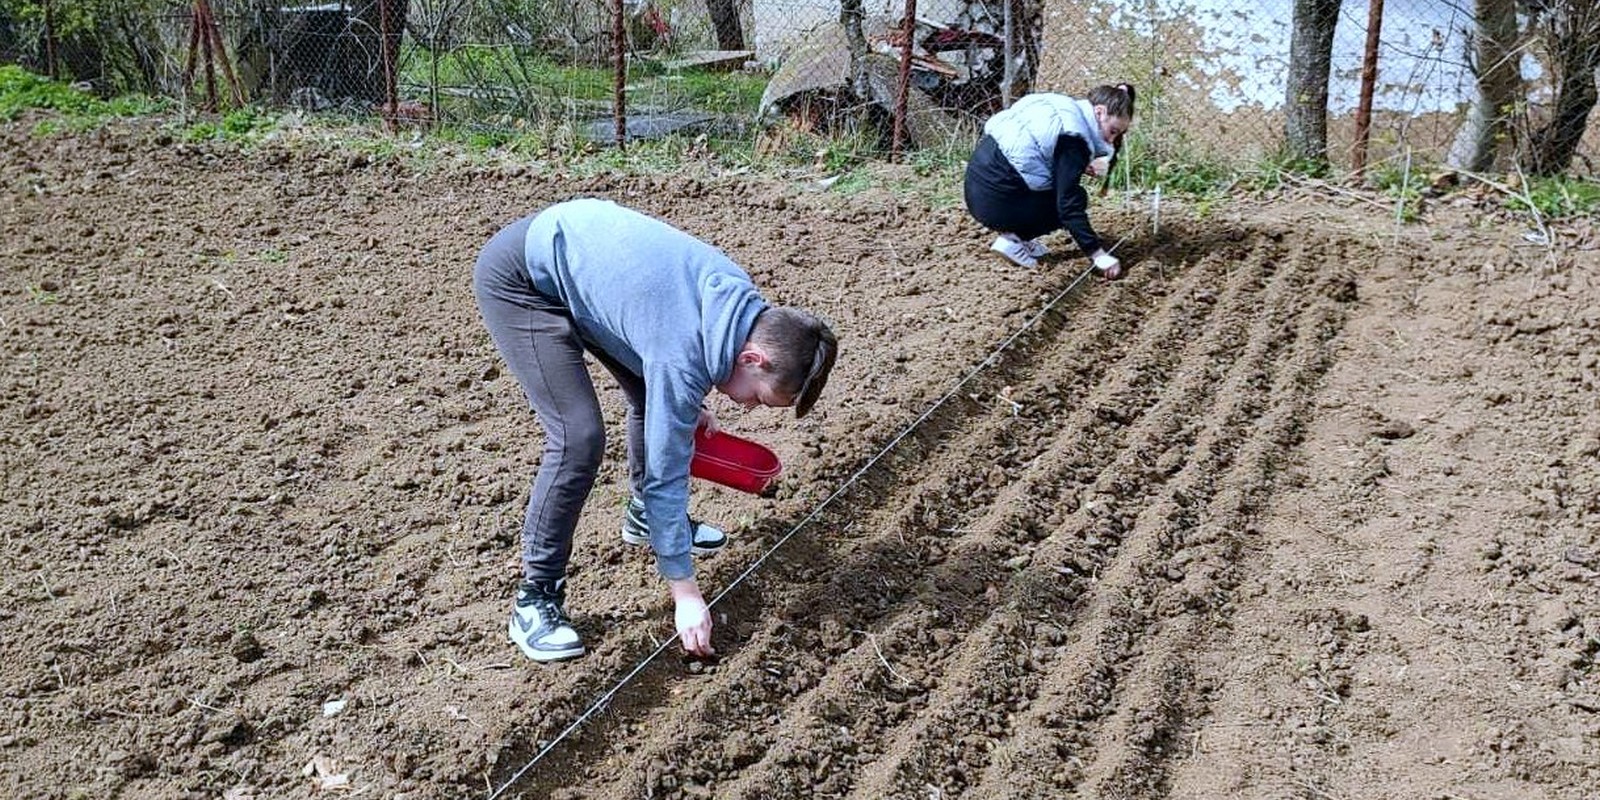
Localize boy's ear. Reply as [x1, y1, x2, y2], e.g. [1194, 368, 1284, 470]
[736, 347, 767, 367]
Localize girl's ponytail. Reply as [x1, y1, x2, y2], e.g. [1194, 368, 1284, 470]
[1091, 83, 1136, 196]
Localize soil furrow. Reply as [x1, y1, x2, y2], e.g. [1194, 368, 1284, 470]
[968, 255, 1349, 800]
[1080, 291, 1348, 800]
[644, 240, 1281, 800]
[846, 238, 1296, 799]
[690, 246, 1257, 800]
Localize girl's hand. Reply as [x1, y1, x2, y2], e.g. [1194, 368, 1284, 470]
[1091, 249, 1123, 280]
[1087, 156, 1112, 178]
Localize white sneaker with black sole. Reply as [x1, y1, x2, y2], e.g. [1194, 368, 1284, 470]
[620, 497, 727, 555]
[508, 579, 585, 662]
[990, 233, 1040, 268]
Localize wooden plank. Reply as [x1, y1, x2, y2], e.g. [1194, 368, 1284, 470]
[663, 49, 756, 72]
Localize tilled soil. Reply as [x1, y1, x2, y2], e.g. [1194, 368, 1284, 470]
[2, 122, 1596, 800]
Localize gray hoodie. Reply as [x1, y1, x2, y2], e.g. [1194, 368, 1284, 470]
[523, 199, 767, 580]
[983, 93, 1115, 191]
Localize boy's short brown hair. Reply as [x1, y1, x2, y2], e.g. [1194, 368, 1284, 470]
[750, 306, 837, 418]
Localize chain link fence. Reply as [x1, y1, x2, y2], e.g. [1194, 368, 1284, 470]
[1, 0, 1596, 175]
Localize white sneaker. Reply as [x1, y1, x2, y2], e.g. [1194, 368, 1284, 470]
[620, 497, 728, 555]
[1020, 238, 1049, 258]
[990, 234, 1039, 268]
[508, 579, 585, 662]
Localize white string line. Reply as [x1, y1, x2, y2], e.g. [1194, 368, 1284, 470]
[488, 249, 1119, 800]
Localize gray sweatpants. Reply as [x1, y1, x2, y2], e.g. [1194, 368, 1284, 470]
[473, 217, 648, 582]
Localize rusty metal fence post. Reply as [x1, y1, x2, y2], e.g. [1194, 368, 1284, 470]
[613, 0, 627, 148]
[1351, 0, 1385, 175]
[890, 0, 918, 161]
[378, 0, 398, 127]
[183, 0, 242, 111]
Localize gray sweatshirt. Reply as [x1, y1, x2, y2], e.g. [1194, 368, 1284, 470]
[523, 198, 767, 580]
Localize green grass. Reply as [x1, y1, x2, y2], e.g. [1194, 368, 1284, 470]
[0, 64, 104, 120]
[1506, 175, 1600, 219]
[642, 67, 767, 115]
[1, 64, 168, 122]
[27, 284, 60, 305]
[404, 46, 615, 102]
[907, 140, 969, 177]
[12, 56, 1594, 232]
[180, 106, 279, 143]
[403, 46, 769, 121]
[1367, 159, 1425, 222]
[0, 65, 169, 123]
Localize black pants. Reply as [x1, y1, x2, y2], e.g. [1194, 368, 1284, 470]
[963, 134, 1100, 253]
[473, 217, 647, 582]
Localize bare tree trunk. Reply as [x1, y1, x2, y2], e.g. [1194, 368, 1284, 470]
[1284, 0, 1341, 166]
[706, 0, 744, 50]
[1449, 0, 1521, 172]
[1351, 0, 1384, 174]
[841, 0, 869, 100]
[115, 12, 162, 94]
[1527, 0, 1600, 176]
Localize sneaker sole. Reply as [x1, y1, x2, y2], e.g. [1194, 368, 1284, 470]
[620, 530, 726, 556]
[507, 626, 586, 662]
[989, 249, 1038, 269]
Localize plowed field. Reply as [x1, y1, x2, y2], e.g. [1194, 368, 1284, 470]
[3, 122, 1597, 800]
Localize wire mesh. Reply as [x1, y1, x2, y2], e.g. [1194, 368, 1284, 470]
[0, 0, 1595, 175]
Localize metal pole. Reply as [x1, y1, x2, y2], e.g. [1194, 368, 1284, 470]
[205, 1, 244, 107]
[429, 28, 441, 131]
[613, 0, 626, 148]
[891, 0, 918, 161]
[1002, 0, 1013, 107]
[1352, 0, 1384, 174]
[379, 0, 396, 128]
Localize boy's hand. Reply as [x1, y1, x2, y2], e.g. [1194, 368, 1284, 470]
[697, 406, 721, 436]
[667, 578, 715, 656]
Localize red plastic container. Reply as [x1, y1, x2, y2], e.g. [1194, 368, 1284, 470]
[690, 428, 783, 496]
